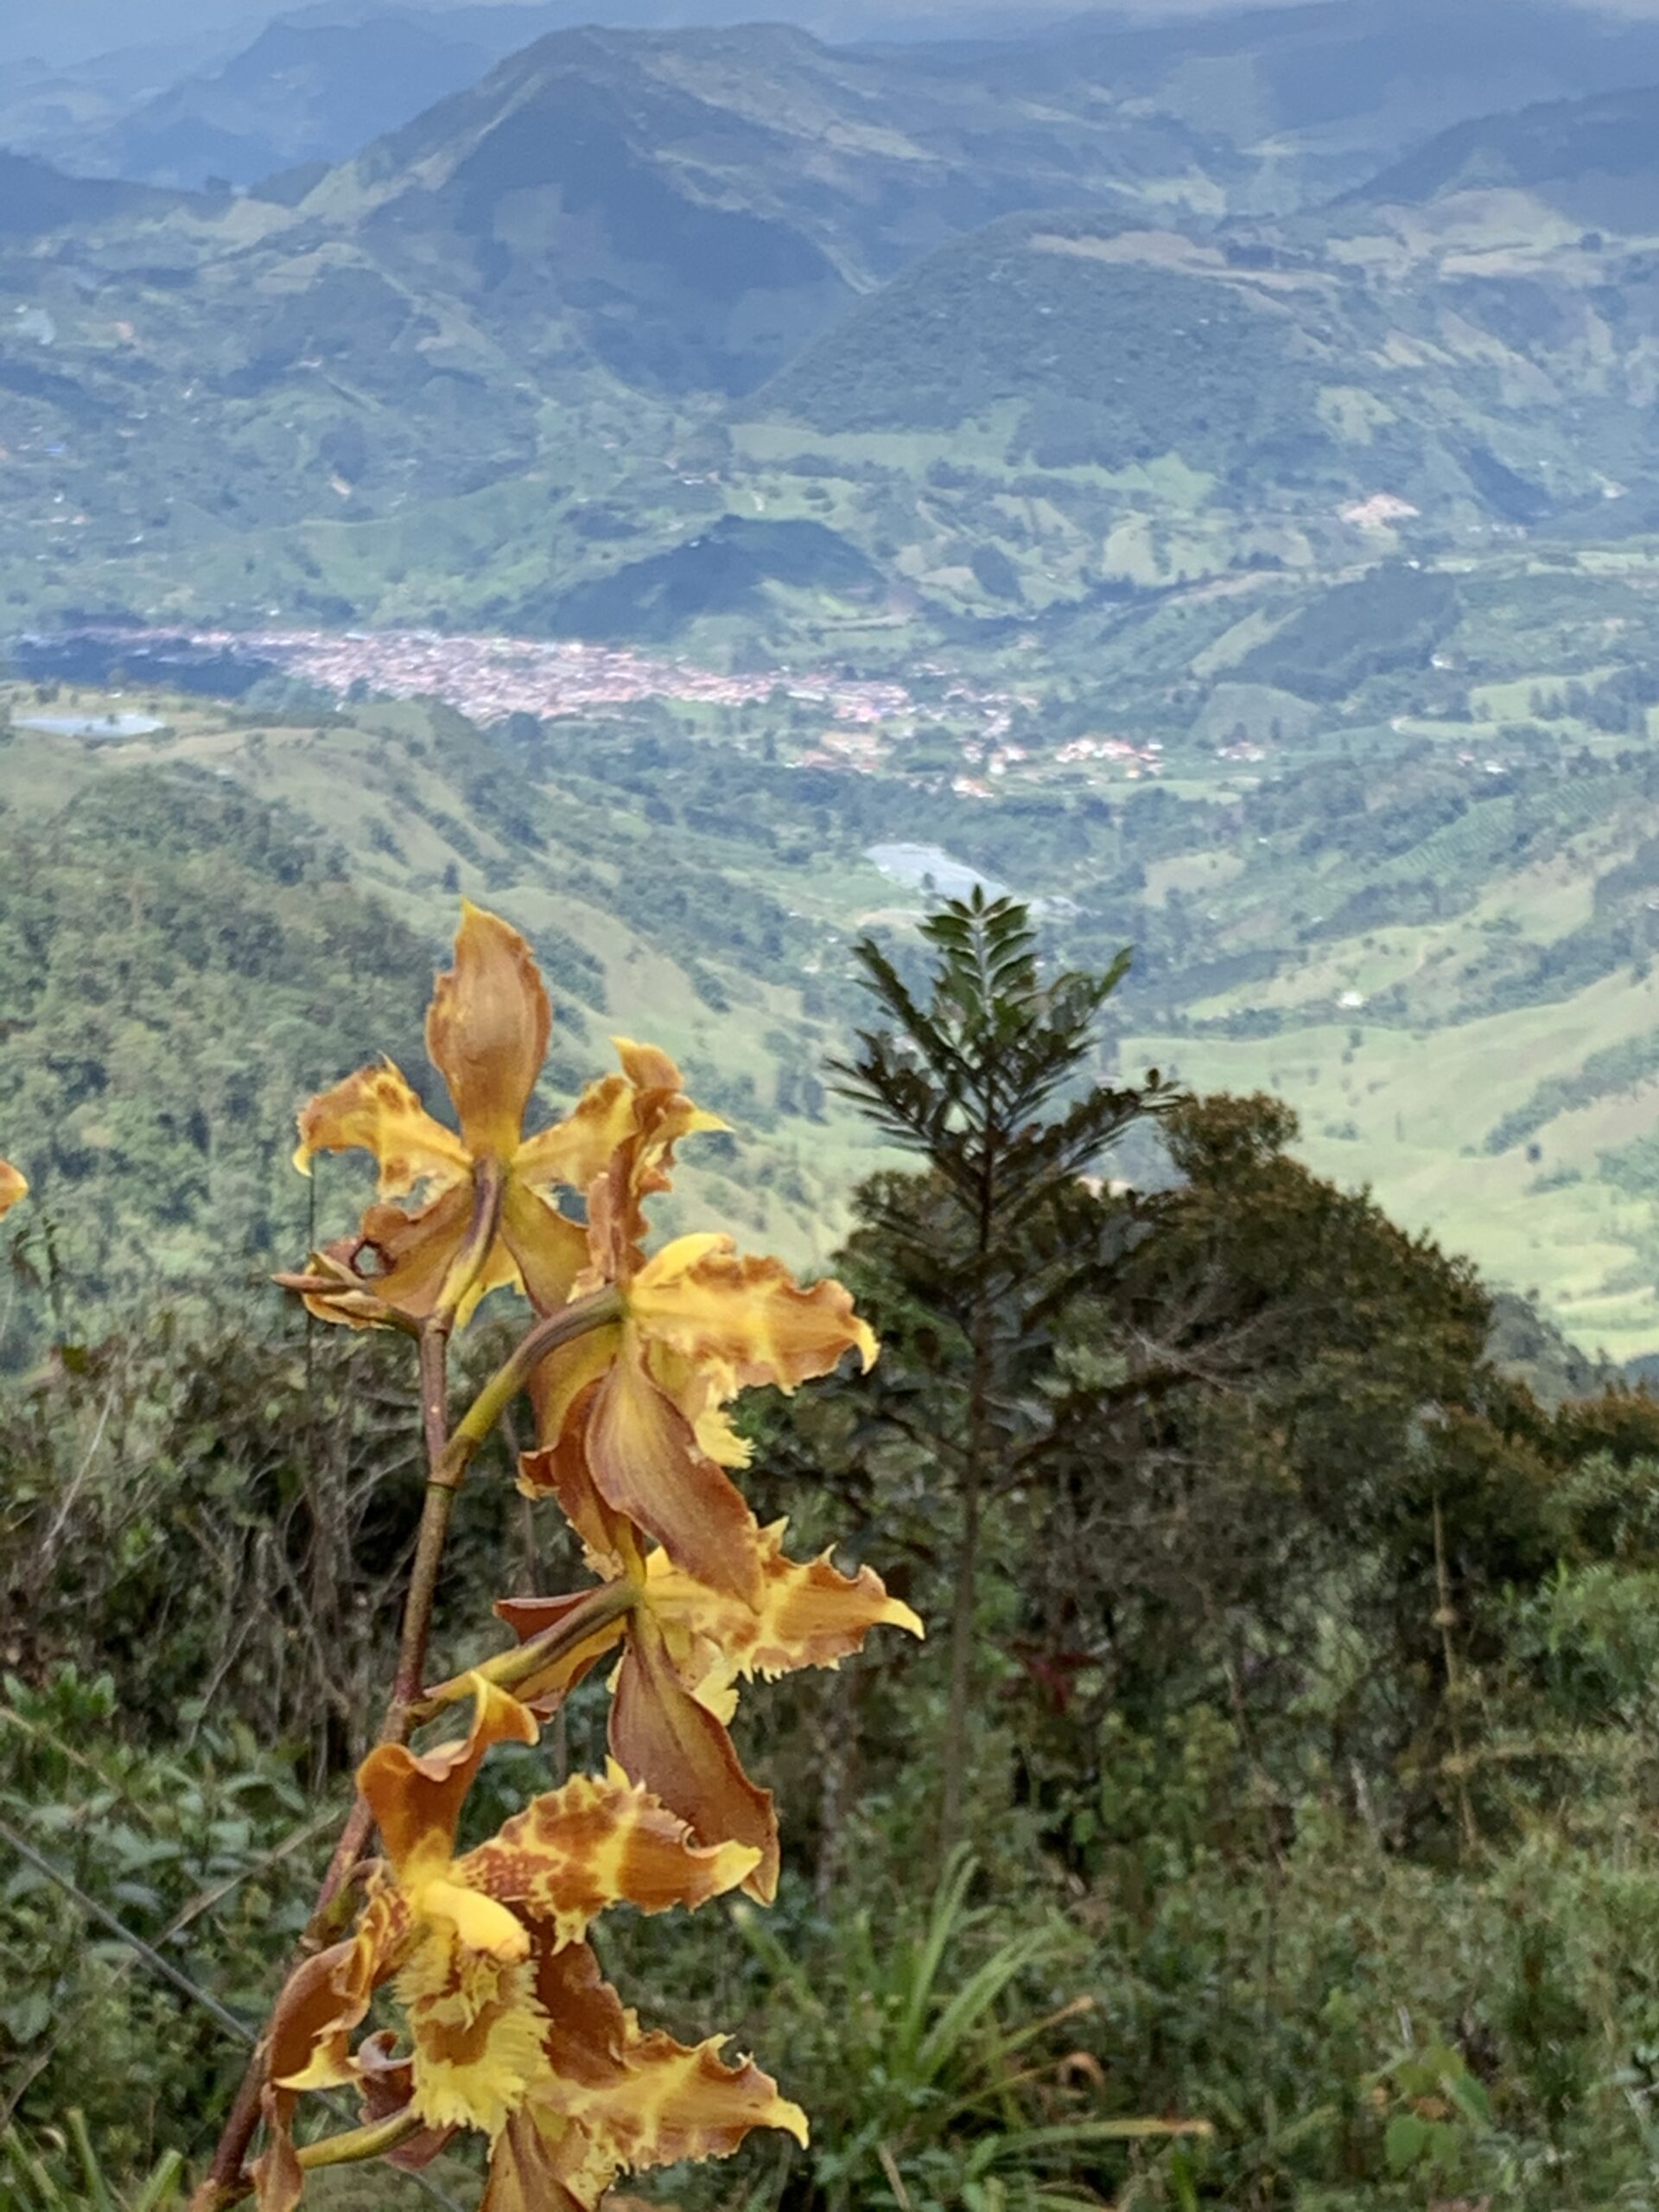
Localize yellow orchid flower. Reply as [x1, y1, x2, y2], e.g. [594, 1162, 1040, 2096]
[527, 1043, 876, 1604]
[0, 1159, 26, 1218]
[481, 1939, 806, 2211]
[257, 1676, 758, 2196]
[283, 903, 588, 1329]
[266, 1936, 805, 2212]
[498, 1444, 921, 1902]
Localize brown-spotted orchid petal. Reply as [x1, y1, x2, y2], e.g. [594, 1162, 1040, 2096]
[454, 1764, 759, 1945]
[481, 1942, 805, 2212]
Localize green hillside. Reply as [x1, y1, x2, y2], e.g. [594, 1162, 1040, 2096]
[10, 75, 1659, 649]
[0, 19, 1250, 642]
[16, 567, 1659, 1364]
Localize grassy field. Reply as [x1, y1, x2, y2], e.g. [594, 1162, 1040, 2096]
[1127, 977, 1659, 1359]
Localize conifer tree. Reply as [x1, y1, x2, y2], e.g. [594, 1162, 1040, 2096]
[832, 890, 1170, 1837]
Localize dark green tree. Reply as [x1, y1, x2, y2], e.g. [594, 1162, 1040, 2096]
[830, 890, 1173, 1838]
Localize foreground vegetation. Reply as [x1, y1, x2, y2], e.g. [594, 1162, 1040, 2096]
[9, 889, 1659, 2207]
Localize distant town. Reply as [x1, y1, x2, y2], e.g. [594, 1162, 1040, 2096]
[40, 622, 932, 737]
[13, 623, 1182, 790]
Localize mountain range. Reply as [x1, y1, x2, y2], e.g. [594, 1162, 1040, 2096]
[12, 0, 1659, 1350]
[20, 0, 1659, 195]
[5, 4, 1659, 645]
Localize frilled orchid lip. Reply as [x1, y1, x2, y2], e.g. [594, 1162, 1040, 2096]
[261, 1676, 762, 2169]
[0, 1159, 26, 1219]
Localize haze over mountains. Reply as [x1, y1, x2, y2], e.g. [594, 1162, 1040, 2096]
[5, 0, 1659, 639]
[15, 0, 1659, 1351]
[15, 0, 1659, 189]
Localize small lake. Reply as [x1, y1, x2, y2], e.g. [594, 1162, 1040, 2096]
[866, 842, 1008, 900]
[17, 711, 167, 738]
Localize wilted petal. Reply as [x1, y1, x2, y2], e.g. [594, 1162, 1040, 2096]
[610, 1615, 778, 1904]
[428, 903, 550, 1160]
[359, 1677, 540, 1885]
[457, 1765, 758, 1945]
[588, 1331, 763, 1604]
[631, 1236, 878, 1399]
[276, 1242, 409, 1332]
[293, 1061, 468, 1195]
[0, 1160, 25, 1218]
[251, 2087, 305, 2212]
[352, 2030, 458, 2171]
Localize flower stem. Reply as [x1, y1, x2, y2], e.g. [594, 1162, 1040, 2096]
[186, 1324, 455, 2211]
[188, 1276, 630, 2209]
[297, 2111, 424, 2172]
[410, 1575, 639, 1723]
[438, 1285, 623, 1487]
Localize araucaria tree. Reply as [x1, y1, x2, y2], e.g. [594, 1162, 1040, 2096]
[831, 891, 1168, 1840]
[189, 902, 918, 2211]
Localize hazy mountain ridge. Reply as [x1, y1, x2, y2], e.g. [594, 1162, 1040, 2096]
[67, 13, 533, 190]
[26, 0, 1659, 199]
[0, 151, 193, 236]
[5, 11, 1659, 658]
[1351, 81, 1659, 228]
